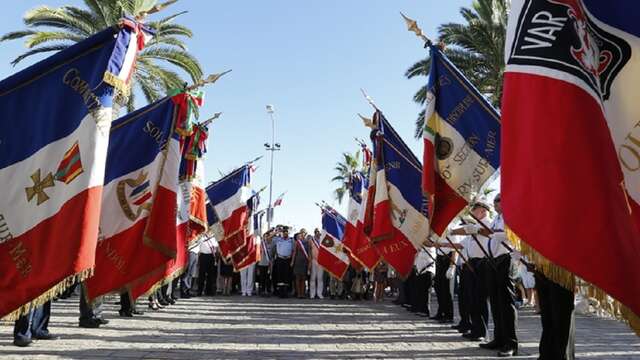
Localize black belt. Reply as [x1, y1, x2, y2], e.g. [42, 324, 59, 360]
[277, 256, 291, 260]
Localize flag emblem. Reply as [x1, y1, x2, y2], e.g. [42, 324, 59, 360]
[117, 171, 153, 221]
[54, 141, 84, 184]
[24, 169, 55, 205]
[507, 0, 631, 100]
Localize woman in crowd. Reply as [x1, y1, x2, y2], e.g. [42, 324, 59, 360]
[291, 231, 310, 299]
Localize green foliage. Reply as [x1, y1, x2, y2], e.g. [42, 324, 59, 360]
[331, 151, 361, 204]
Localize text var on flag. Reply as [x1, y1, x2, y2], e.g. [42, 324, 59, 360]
[422, 45, 501, 236]
[181, 123, 209, 245]
[319, 207, 350, 279]
[365, 111, 429, 278]
[205, 165, 252, 259]
[0, 20, 150, 320]
[342, 171, 381, 270]
[501, 0, 640, 334]
[85, 91, 194, 302]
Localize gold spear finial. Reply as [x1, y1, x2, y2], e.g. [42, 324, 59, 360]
[358, 113, 375, 129]
[185, 70, 232, 91]
[400, 12, 431, 45]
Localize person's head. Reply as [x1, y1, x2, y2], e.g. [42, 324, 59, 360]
[493, 194, 502, 214]
[314, 228, 321, 237]
[282, 227, 289, 238]
[300, 228, 307, 236]
[471, 201, 490, 219]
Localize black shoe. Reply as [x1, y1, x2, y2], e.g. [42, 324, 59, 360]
[34, 333, 60, 340]
[439, 318, 454, 324]
[158, 299, 169, 306]
[132, 309, 144, 315]
[168, 298, 176, 305]
[497, 347, 518, 357]
[79, 319, 101, 328]
[181, 293, 191, 299]
[457, 327, 471, 334]
[13, 338, 32, 347]
[462, 333, 484, 342]
[479, 340, 502, 350]
[97, 318, 110, 325]
[118, 310, 134, 317]
[429, 315, 443, 321]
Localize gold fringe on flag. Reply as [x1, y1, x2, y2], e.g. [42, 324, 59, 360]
[136, 266, 187, 299]
[506, 226, 640, 336]
[1, 268, 94, 322]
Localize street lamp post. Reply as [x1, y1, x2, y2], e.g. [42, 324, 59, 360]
[264, 105, 281, 231]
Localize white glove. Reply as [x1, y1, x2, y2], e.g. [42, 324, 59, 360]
[463, 224, 480, 234]
[446, 265, 455, 279]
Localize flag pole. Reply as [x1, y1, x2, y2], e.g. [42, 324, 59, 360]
[360, 88, 379, 111]
[468, 212, 532, 268]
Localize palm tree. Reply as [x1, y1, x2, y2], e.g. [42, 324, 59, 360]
[331, 151, 360, 204]
[406, 0, 508, 138]
[1, 0, 203, 111]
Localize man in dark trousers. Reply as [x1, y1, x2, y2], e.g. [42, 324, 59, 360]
[13, 300, 58, 347]
[478, 194, 519, 357]
[535, 272, 575, 360]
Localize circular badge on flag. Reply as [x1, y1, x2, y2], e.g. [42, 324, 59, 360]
[435, 134, 454, 160]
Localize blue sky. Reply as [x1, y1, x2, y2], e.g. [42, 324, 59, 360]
[0, 0, 470, 231]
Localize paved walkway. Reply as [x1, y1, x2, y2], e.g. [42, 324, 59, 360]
[1, 295, 639, 359]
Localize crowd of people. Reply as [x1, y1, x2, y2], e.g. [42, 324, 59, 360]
[8, 194, 576, 360]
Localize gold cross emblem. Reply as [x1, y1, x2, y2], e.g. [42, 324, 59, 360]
[25, 169, 55, 205]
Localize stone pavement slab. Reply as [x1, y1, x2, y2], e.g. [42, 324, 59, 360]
[1, 295, 638, 359]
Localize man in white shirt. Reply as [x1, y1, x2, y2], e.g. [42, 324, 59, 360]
[432, 231, 459, 323]
[309, 229, 325, 299]
[270, 227, 293, 298]
[410, 247, 436, 316]
[449, 200, 492, 343]
[197, 237, 218, 296]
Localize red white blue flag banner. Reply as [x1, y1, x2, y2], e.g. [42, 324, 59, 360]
[0, 21, 150, 319]
[85, 95, 181, 302]
[502, 0, 640, 332]
[423, 45, 501, 236]
[367, 111, 429, 278]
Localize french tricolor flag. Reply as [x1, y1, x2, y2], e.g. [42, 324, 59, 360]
[367, 111, 430, 278]
[0, 22, 149, 319]
[319, 207, 350, 279]
[205, 165, 252, 259]
[85, 95, 182, 302]
[345, 170, 381, 270]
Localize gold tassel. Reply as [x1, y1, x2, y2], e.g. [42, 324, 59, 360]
[103, 72, 132, 105]
[506, 226, 640, 336]
[138, 267, 187, 298]
[1, 268, 94, 322]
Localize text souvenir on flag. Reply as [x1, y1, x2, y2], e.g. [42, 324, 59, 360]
[85, 92, 190, 302]
[367, 111, 430, 278]
[502, 0, 640, 332]
[205, 165, 252, 259]
[422, 45, 501, 236]
[319, 207, 350, 279]
[342, 172, 380, 270]
[0, 20, 150, 319]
